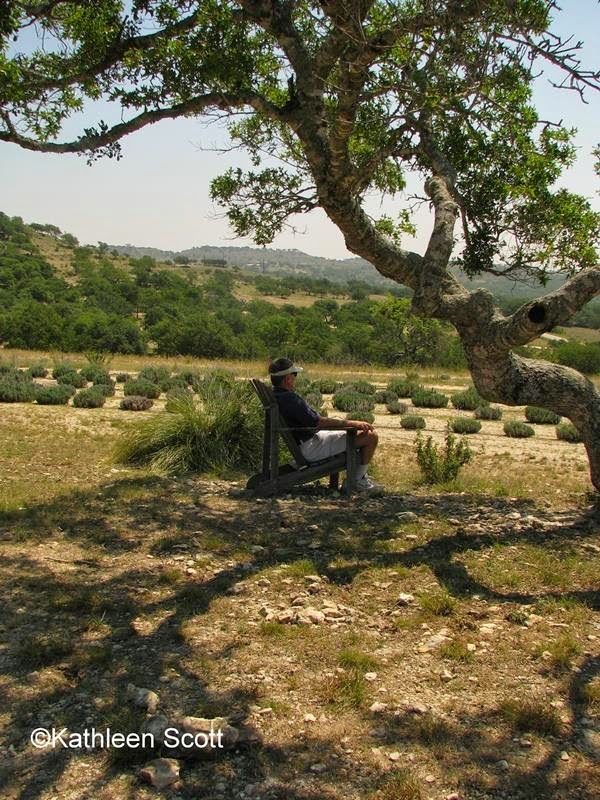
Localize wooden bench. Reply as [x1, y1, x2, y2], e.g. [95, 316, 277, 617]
[246, 379, 358, 497]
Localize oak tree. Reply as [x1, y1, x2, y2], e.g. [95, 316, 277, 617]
[2, 1, 600, 485]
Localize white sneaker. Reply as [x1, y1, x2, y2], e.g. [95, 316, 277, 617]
[354, 475, 384, 492]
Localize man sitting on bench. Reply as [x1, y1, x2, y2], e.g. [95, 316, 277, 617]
[268, 357, 383, 492]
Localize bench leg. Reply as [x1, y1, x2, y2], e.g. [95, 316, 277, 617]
[329, 472, 339, 491]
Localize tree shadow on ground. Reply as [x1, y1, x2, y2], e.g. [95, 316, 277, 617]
[0, 478, 598, 798]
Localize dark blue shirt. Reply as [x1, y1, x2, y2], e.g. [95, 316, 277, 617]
[273, 387, 320, 444]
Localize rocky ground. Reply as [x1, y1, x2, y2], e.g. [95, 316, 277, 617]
[0, 476, 598, 800]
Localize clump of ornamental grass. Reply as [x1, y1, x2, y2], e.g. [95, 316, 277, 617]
[35, 384, 73, 405]
[504, 420, 535, 438]
[387, 377, 419, 397]
[80, 364, 111, 383]
[56, 369, 87, 388]
[400, 414, 426, 430]
[115, 372, 130, 383]
[52, 362, 77, 379]
[475, 405, 503, 420]
[410, 387, 448, 408]
[333, 389, 375, 413]
[93, 380, 116, 397]
[114, 377, 263, 475]
[27, 363, 48, 378]
[120, 395, 154, 411]
[451, 386, 487, 410]
[348, 411, 375, 423]
[556, 422, 582, 443]
[313, 378, 338, 394]
[0, 374, 37, 402]
[525, 405, 561, 425]
[341, 379, 376, 395]
[386, 400, 407, 415]
[450, 417, 482, 434]
[137, 365, 171, 385]
[124, 379, 161, 399]
[73, 388, 106, 408]
[375, 389, 399, 404]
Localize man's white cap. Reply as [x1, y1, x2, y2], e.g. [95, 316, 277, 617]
[269, 358, 304, 377]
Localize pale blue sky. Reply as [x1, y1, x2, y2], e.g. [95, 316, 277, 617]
[1, 2, 598, 260]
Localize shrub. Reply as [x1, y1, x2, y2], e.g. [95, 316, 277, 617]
[35, 385, 73, 405]
[342, 379, 375, 395]
[123, 379, 161, 399]
[114, 381, 263, 475]
[410, 387, 448, 408]
[475, 405, 503, 420]
[314, 378, 338, 394]
[333, 390, 375, 413]
[387, 378, 418, 397]
[120, 395, 154, 411]
[451, 386, 487, 411]
[52, 362, 77, 379]
[304, 390, 324, 413]
[556, 422, 583, 443]
[160, 374, 189, 392]
[347, 411, 374, 423]
[504, 420, 535, 438]
[415, 429, 473, 484]
[386, 400, 407, 415]
[0, 376, 37, 402]
[375, 389, 398, 404]
[56, 370, 87, 388]
[450, 417, 482, 434]
[93, 380, 116, 397]
[27, 363, 48, 378]
[80, 364, 111, 383]
[115, 372, 130, 383]
[400, 414, 426, 430]
[193, 369, 238, 399]
[137, 366, 171, 385]
[551, 341, 600, 375]
[179, 369, 200, 385]
[525, 406, 561, 425]
[73, 388, 106, 408]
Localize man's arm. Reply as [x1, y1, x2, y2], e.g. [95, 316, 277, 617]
[317, 416, 374, 432]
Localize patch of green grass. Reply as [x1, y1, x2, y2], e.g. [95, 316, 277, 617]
[417, 712, 452, 744]
[370, 769, 423, 800]
[158, 567, 184, 585]
[418, 589, 456, 616]
[439, 639, 474, 662]
[285, 558, 318, 578]
[582, 678, 600, 712]
[499, 698, 562, 736]
[338, 648, 379, 673]
[322, 670, 367, 709]
[537, 633, 582, 670]
[259, 621, 298, 638]
[17, 632, 73, 668]
[71, 643, 113, 669]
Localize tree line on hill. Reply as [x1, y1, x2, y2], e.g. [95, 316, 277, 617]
[1, 212, 599, 372]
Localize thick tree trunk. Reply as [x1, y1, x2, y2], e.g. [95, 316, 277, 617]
[462, 342, 600, 491]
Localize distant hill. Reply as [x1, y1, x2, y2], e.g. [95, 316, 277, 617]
[111, 241, 566, 299]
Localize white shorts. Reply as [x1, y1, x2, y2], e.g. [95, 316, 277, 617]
[300, 430, 347, 462]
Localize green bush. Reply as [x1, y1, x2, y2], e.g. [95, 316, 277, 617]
[375, 389, 398, 404]
[52, 362, 77, 379]
[73, 388, 106, 408]
[314, 378, 338, 394]
[304, 390, 324, 413]
[347, 411, 374, 423]
[556, 422, 583, 443]
[550, 341, 600, 374]
[27, 363, 48, 378]
[80, 364, 111, 383]
[120, 395, 154, 411]
[400, 414, 426, 430]
[160, 374, 189, 392]
[450, 417, 482, 434]
[387, 378, 418, 397]
[35, 384, 73, 405]
[56, 370, 87, 388]
[411, 387, 448, 408]
[525, 406, 561, 425]
[115, 372, 130, 383]
[451, 386, 487, 411]
[123, 379, 161, 399]
[342, 379, 376, 395]
[138, 366, 171, 385]
[193, 369, 238, 399]
[0, 376, 37, 402]
[415, 429, 473, 484]
[93, 380, 116, 397]
[386, 400, 407, 415]
[504, 420, 535, 438]
[333, 390, 375, 413]
[475, 405, 503, 420]
[114, 380, 263, 475]
[179, 369, 200, 385]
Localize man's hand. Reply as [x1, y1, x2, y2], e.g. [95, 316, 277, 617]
[348, 419, 375, 432]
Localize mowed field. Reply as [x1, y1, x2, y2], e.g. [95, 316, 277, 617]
[0, 349, 599, 800]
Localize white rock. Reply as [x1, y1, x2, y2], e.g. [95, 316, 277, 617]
[364, 672, 378, 682]
[397, 593, 415, 606]
[139, 758, 180, 790]
[369, 702, 388, 713]
[303, 713, 317, 723]
[388, 751, 401, 761]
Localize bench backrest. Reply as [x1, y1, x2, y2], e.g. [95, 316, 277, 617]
[249, 379, 309, 467]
